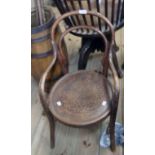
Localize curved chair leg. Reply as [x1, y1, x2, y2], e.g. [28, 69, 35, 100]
[47, 113, 55, 148]
[78, 39, 95, 70]
[112, 50, 123, 78]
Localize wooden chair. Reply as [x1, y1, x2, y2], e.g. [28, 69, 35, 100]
[53, 0, 124, 78]
[39, 10, 120, 151]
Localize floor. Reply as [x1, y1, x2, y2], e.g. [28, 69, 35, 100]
[31, 6, 124, 155]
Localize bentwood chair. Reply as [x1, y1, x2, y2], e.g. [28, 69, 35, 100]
[53, 0, 124, 78]
[39, 10, 120, 151]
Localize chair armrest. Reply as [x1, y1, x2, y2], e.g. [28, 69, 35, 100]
[109, 52, 120, 109]
[39, 41, 57, 108]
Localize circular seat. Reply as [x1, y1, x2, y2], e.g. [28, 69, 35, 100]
[49, 70, 113, 126]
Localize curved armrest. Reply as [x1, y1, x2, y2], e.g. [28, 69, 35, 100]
[39, 41, 57, 108]
[109, 52, 120, 109]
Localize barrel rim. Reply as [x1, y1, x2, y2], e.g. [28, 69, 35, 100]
[31, 34, 50, 43]
[31, 49, 53, 59]
[31, 7, 55, 34]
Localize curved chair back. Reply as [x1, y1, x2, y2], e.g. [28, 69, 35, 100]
[51, 10, 115, 75]
[53, 0, 124, 36]
[39, 11, 120, 129]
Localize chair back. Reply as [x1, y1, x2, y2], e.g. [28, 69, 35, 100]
[54, 0, 124, 35]
[51, 10, 115, 76]
[39, 11, 120, 113]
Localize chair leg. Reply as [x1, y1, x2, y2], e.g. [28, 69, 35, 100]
[39, 94, 55, 148]
[78, 39, 95, 70]
[109, 120, 116, 151]
[47, 113, 55, 148]
[109, 91, 120, 152]
[112, 50, 123, 78]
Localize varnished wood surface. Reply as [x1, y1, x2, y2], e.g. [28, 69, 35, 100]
[31, 6, 124, 155]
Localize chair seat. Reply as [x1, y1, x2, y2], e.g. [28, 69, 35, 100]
[49, 70, 113, 126]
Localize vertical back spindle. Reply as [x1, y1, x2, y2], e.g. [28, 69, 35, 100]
[87, 0, 95, 26]
[68, 0, 81, 26]
[116, 0, 121, 26]
[121, 0, 124, 22]
[105, 0, 108, 29]
[55, 0, 72, 27]
[111, 0, 116, 24]
[77, 0, 88, 25]
[64, 0, 77, 25]
[96, 0, 102, 30]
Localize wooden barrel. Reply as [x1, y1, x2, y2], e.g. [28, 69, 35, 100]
[31, 7, 68, 82]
